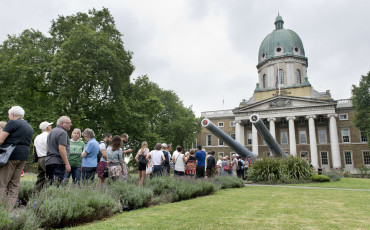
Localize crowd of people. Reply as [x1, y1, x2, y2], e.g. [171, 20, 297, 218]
[0, 105, 252, 210]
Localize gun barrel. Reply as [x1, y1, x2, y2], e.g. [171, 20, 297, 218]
[250, 114, 285, 157]
[201, 118, 256, 158]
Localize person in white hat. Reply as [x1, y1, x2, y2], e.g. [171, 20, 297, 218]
[33, 121, 53, 192]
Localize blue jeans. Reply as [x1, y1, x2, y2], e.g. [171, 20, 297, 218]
[64, 167, 81, 183]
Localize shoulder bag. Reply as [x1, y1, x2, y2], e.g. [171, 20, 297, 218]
[0, 140, 21, 167]
[139, 149, 148, 165]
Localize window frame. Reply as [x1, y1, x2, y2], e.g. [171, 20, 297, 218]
[218, 122, 224, 127]
[299, 130, 307, 144]
[320, 151, 329, 165]
[341, 128, 351, 143]
[206, 134, 212, 146]
[339, 113, 348, 120]
[230, 133, 236, 140]
[360, 131, 368, 143]
[247, 132, 252, 145]
[218, 138, 224, 146]
[296, 69, 301, 84]
[278, 69, 284, 85]
[318, 129, 327, 144]
[363, 151, 370, 165]
[343, 151, 353, 165]
[281, 131, 288, 145]
[229, 121, 236, 127]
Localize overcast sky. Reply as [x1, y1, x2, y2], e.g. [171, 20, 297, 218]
[1, 0, 369, 116]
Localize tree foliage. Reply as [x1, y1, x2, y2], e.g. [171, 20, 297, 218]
[351, 72, 370, 146]
[0, 8, 201, 156]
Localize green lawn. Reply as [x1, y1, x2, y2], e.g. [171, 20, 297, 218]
[286, 177, 370, 189]
[70, 181, 370, 230]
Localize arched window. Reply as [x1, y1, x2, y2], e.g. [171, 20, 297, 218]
[278, 69, 284, 85]
[296, 69, 301, 84]
[263, 74, 267, 88]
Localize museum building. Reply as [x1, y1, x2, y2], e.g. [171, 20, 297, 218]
[196, 15, 369, 172]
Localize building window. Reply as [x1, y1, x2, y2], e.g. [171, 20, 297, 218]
[341, 128, 350, 143]
[278, 69, 284, 85]
[339, 114, 348, 120]
[296, 69, 301, 84]
[318, 129, 327, 144]
[363, 151, 370, 165]
[344, 151, 352, 165]
[229, 121, 236, 127]
[299, 131, 307, 144]
[206, 135, 212, 146]
[218, 138, 224, 146]
[230, 133, 235, 140]
[317, 115, 325, 123]
[280, 118, 287, 125]
[263, 74, 267, 88]
[218, 122, 224, 127]
[298, 116, 305, 124]
[281, 131, 288, 145]
[360, 131, 368, 142]
[247, 133, 252, 145]
[218, 152, 224, 158]
[321, 152, 329, 165]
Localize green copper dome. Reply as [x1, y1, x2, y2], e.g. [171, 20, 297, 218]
[258, 14, 306, 65]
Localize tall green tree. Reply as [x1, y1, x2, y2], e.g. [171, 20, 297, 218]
[351, 72, 370, 146]
[0, 8, 201, 163]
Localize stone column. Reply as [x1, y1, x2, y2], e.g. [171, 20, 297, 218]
[235, 120, 245, 146]
[252, 124, 258, 156]
[328, 114, 341, 168]
[306, 115, 318, 169]
[287, 116, 297, 157]
[267, 118, 276, 139]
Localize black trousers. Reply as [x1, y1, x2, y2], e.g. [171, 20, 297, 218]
[45, 163, 66, 185]
[196, 166, 205, 179]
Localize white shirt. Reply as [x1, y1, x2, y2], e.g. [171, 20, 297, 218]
[150, 150, 164, 166]
[217, 159, 223, 167]
[99, 142, 107, 162]
[34, 131, 49, 157]
[174, 153, 185, 172]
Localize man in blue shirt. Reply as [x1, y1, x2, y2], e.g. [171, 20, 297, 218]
[81, 128, 100, 183]
[195, 145, 206, 179]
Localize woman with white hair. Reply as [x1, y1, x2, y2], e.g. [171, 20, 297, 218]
[81, 128, 100, 183]
[0, 106, 33, 209]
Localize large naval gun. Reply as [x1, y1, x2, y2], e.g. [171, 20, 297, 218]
[249, 114, 286, 157]
[201, 118, 257, 158]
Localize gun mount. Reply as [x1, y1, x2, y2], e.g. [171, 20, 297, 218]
[201, 118, 257, 158]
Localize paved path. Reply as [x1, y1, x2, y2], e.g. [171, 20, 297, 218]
[246, 184, 370, 192]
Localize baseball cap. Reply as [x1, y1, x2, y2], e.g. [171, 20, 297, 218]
[39, 121, 53, 131]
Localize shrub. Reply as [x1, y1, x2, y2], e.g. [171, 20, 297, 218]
[212, 176, 245, 189]
[18, 180, 35, 205]
[248, 157, 313, 183]
[170, 178, 215, 202]
[356, 165, 370, 174]
[33, 184, 119, 229]
[311, 175, 330, 182]
[108, 180, 153, 210]
[0, 202, 40, 230]
[284, 157, 313, 180]
[145, 177, 173, 196]
[144, 177, 215, 203]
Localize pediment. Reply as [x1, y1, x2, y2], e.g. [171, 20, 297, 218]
[233, 96, 337, 115]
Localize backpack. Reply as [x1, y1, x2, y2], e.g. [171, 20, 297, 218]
[237, 160, 243, 170]
[163, 151, 169, 166]
[97, 141, 106, 163]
